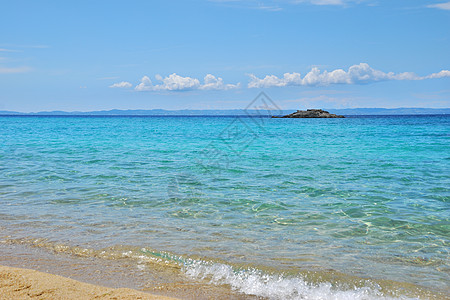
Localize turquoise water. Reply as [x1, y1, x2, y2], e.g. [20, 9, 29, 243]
[0, 115, 449, 299]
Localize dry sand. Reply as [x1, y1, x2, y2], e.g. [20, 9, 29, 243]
[0, 265, 178, 300]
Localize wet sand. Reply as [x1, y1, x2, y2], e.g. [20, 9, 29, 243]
[0, 241, 253, 300]
[0, 265, 177, 300]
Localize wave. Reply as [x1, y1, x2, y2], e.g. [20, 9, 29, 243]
[2, 238, 441, 300]
[184, 261, 397, 300]
[142, 249, 431, 300]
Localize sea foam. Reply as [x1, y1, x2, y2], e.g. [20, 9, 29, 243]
[183, 260, 414, 300]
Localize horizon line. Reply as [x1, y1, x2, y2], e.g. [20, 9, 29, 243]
[1, 107, 450, 116]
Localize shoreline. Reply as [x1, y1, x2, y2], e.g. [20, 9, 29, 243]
[1, 240, 448, 300]
[0, 265, 178, 300]
[0, 241, 253, 299]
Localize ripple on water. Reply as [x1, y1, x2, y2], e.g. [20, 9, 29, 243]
[0, 115, 449, 296]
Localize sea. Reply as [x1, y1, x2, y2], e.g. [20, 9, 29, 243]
[0, 115, 449, 299]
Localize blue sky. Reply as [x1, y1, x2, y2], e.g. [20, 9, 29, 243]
[1, 0, 449, 112]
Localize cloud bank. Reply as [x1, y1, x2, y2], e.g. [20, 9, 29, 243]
[248, 63, 450, 88]
[110, 74, 240, 91]
[109, 64, 450, 91]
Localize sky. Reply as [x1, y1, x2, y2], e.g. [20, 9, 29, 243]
[1, 0, 449, 112]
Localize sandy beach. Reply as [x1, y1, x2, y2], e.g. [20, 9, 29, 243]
[0, 265, 178, 300]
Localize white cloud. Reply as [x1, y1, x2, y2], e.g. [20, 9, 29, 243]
[134, 73, 240, 92]
[248, 63, 450, 88]
[427, 2, 450, 10]
[135, 73, 200, 91]
[424, 70, 450, 79]
[109, 81, 132, 88]
[200, 74, 241, 90]
[157, 73, 201, 91]
[0, 66, 31, 74]
[135, 76, 154, 91]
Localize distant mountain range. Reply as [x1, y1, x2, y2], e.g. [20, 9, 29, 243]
[0, 108, 449, 116]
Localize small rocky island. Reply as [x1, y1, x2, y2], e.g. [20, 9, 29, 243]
[272, 109, 345, 118]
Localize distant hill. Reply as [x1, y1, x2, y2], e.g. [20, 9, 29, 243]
[0, 108, 449, 116]
[326, 108, 450, 115]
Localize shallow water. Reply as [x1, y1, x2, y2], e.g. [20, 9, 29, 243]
[0, 115, 449, 299]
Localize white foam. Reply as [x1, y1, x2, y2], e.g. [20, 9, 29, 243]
[183, 261, 415, 300]
[138, 249, 418, 299]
